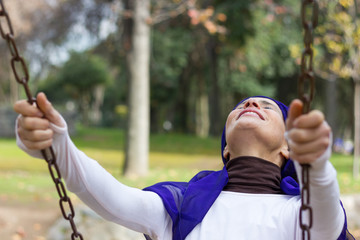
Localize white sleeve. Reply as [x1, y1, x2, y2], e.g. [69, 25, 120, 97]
[15, 116, 172, 239]
[294, 136, 345, 240]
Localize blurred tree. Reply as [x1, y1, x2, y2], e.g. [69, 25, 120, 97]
[0, 0, 54, 104]
[122, 0, 151, 177]
[150, 27, 193, 132]
[51, 51, 110, 125]
[1, 0, 120, 105]
[315, 0, 360, 177]
[182, 0, 258, 137]
[122, 0, 196, 176]
[6, 0, 360, 176]
[213, 0, 301, 123]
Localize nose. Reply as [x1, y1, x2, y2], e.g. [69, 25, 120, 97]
[244, 99, 260, 109]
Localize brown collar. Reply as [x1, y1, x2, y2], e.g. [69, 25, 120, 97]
[223, 156, 283, 194]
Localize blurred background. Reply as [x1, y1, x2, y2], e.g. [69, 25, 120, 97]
[0, 0, 359, 239]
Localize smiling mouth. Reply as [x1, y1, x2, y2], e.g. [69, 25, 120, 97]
[237, 110, 265, 120]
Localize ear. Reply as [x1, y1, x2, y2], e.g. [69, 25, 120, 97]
[223, 145, 230, 161]
[280, 142, 290, 160]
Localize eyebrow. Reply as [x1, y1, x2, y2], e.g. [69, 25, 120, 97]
[259, 100, 282, 114]
[260, 100, 276, 107]
[237, 99, 282, 114]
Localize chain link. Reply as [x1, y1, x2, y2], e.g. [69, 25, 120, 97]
[0, 1, 83, 239]
[298, 0, 319, 239]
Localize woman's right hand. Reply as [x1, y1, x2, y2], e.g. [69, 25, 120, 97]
[13, 92, 64, 150]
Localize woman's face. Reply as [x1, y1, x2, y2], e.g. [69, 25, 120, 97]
[224, 97, 288, 165]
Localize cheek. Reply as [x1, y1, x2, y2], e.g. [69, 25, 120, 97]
[267, 111, 285, 129]
[270, 116, 286, 139]
[225, 110, 238, 126]
[224, 111, 238, 141]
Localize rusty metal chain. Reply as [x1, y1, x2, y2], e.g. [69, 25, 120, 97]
[298, 0, 318, 239]
[0, 1, 83, 239]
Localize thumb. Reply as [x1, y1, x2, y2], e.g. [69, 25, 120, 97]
[286, 99, 303, 130]
[36, 92, 64, 127]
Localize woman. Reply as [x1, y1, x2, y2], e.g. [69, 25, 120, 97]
[14, 93, 352, 239]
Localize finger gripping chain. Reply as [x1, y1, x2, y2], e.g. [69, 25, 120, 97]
[0, 0, 84, 238]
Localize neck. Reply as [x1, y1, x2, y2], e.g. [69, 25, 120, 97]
[223, 156, 283, 194]
[227, 129, 286, 167]
[229, 147, 284, 167]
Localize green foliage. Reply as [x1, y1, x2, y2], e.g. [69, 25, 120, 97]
[57, 51, 110, 96]
[39, 51, 113, 126]
[40, 51, 111, 101]
[149, 27, 194, 131]
[29, 0, 360, 137]
[216, 0, 301, 100]
[151, 27, 193, 102]
[229, 71, 276, 97]
[214, 1, 256, 46]
[245, 10, 299, 78]
[101, 84, 127, 127]
[38, 68, 70, 104]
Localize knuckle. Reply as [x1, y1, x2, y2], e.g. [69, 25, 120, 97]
[289, 129, 300, 141]
[32, 131, 43, 141]
[25, 141, 37, 150]
[313, 110, 324, 122]
[300, 132, 308, 141]
[48, 138, 53, 147]
[23, 117, 50, 130]
[293, 130, 306, 142]
[320, 138, 330, 149]
[48, 129, 54, 138]
[13, 100, 25, 113]
[323, 123, 331, 134]
[22, 117, 33, 129]
[43, 139, 53, 149]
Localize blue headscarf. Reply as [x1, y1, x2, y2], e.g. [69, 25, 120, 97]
[143, 96, 349, 240]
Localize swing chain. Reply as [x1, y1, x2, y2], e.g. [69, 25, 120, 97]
[299, 0, 318, 114]
[298, 1, 318, 240]
[0, 1, 83, 239]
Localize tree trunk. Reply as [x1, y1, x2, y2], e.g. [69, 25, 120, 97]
[80, 93, 90, 126]
[207, 37, 221, 136]
[325, 75, 338, 138]
[90, 85, 105, 126]
[174, 52, 192, 133]
[123, 0, 150, 177]
[349, 0, 360, 179]
[195, 72, 209, 138]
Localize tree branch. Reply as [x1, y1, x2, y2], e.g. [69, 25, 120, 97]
[151, 0, 190, 25]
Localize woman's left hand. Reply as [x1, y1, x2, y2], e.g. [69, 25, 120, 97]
[285, 99, 331, 165]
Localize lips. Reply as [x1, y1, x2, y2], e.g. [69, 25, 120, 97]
[237, 109, 265, 120]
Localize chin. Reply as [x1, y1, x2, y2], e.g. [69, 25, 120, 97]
[236, 119, 263, 130]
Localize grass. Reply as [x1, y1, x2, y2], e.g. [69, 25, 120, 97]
[330, 153, 360, 193]
[0, 127, 359, 204]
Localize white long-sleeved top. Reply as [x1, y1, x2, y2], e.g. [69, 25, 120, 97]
[16, 117, 345, 240]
